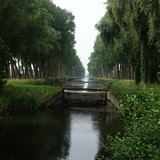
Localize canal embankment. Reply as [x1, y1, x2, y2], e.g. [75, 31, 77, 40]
[96, 78, 160, 160]
[0, 79, 62, 112]
[0, 78, 122, 160]
[0, 78, 137, 112]
[1, 78, 159, 159]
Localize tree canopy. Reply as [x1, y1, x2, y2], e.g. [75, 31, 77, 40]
[0, 0, 85, 79]
[88, 0, 160, 84]
[0, 37, 11, 90]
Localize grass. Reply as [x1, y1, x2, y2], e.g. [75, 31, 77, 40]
[98, 78, 160, 99]
[7, 77, 68, 86]
[0, 79, 60, 111]
[7, 78, 45, 85]
[97, 79, 138, 99]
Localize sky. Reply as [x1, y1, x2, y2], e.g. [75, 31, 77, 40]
[53, 0, 106, 73]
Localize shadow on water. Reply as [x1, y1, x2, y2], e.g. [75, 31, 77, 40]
[0, 108, 122, 160]
[0, 78, 122, 160]
[0, 110, 71, 160]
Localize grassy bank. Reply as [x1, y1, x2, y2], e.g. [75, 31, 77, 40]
[97, 79, 160, 160]
[0, 79, 60, 111]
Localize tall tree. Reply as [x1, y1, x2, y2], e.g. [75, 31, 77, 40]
[95, 0, 160, 83]
[0, 0, 84, 78]
[0, 38, 11, 91]
[88, 35, 115, 78]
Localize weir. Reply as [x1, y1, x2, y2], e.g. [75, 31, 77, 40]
[63, 78, 107, 106]
[40, 78, 119, 109]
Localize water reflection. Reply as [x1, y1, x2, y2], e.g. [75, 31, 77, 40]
[64, 78, 103, 90]
[67, 111, 99, 160]
[0, 109, 121, 160]
[0, 111, 71, 160]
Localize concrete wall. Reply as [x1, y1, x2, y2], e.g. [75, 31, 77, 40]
[40, 90, 63, 109]
[107, 91, 120, 109]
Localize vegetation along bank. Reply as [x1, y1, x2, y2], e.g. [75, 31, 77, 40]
[0, 0, 85, 112]
[0, 0, 160, 159]
[0, 79, 60, 112]
[96, 79, 160, 160]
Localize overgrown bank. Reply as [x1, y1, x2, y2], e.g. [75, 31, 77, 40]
[0, 79, 60, 112]
[97, 79, 160, 160]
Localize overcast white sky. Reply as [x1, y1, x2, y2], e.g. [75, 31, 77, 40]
[53, 0, 106, 73]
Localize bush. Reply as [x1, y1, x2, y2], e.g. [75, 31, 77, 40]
[0, 84, 59, 111]
[0, 95, 9, 111]
[97, 87, 160, 160]
[98, 79, 138, 101]
[0, 38, 11, 92]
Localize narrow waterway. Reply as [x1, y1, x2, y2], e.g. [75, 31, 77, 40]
[0, 78, 121, 160]
[0, 109, 121, 160]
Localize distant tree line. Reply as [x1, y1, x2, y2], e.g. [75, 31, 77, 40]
[88, 0, 160, 84]
[0, 0, 85, 79]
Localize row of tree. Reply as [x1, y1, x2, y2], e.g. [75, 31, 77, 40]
[88, 0, 160, 83]
[0, 0, 85, 79]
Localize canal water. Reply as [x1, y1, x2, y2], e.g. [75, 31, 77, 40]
[0, 108, 121, 160]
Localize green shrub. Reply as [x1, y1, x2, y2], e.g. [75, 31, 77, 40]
[0, 84, 59, 111]
[98, 79, 138, 99]
[0, 95, 9, 111]
[97, 88, 160, 160]
[0, 38, 11, 92]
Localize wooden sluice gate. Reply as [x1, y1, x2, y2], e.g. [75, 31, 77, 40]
[63, 79, 107, 106]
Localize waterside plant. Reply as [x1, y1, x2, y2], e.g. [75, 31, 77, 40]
[97, 79, 160, 160]
[0, 80, 59, 111]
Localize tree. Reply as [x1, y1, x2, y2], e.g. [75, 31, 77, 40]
[95, 0, 160, 83]
[88, 35, 115, 78]
[0, 0, 84, 79]
[0, 38, 11, 91]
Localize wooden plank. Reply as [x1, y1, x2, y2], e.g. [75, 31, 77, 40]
[63, 87, 106, 92]
[64, 91, 106, 100]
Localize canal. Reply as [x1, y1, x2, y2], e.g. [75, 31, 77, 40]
[0, 108, 121, 160]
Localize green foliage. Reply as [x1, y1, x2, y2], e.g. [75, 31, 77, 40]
[0, 95, 9, 111]
[94, 0, 160, 83]
[97, 82, 160, 160]
[88, 36, 115, 77]
[7, 79, 45, 85]
[0, 38, 11, 91]
[0, 0, 84, 78]
[99, 79, 137, 99]
[0, 83, 59, 111]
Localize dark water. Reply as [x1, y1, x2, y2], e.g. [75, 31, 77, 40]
[0, 108, 121, 160]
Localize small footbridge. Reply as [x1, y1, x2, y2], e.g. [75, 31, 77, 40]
[63, 78, 107, 106]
